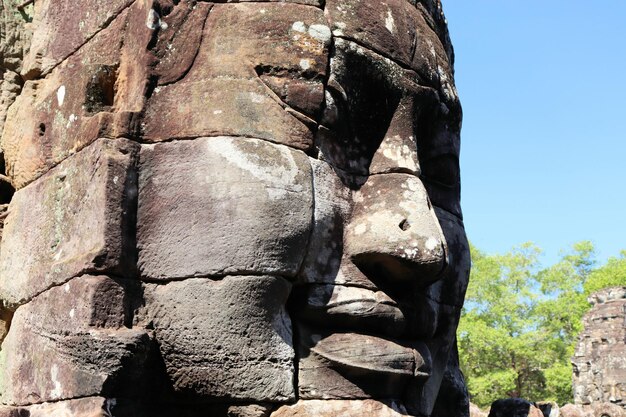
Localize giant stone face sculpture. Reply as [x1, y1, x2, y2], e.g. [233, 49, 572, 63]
[0, 0, 469, 416]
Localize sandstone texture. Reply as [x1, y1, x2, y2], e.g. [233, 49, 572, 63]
[0, 275, 149, 406]
[0, 138, 138, 307]
[140, 276, 295, 402]
[0, 397, 121, 417]
[470, 403, 488, 417]
[0, 0, 467, 416]
[271, 400, 413, 417]
[573, 287, 626, 409]
[560, 404, 588, 417]
[137, 136, 313, 280]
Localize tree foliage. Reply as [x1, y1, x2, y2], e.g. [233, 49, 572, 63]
[584, 250, 626, 294]
[458, 241, 626, 408]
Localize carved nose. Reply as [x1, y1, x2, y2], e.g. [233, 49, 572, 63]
[345, 174, 447, 287]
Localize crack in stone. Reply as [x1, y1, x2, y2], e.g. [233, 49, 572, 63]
[27, 0, 136, 80]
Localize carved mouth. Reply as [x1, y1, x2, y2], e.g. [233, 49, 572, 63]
[292, 283, 439, 341]
[310, 332, 432, 379]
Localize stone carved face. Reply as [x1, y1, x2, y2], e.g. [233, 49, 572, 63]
[0, 0, 468, 416]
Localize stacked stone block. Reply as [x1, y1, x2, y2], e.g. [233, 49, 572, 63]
[573, 287, 626, 409]
[0, 1, 468, 416]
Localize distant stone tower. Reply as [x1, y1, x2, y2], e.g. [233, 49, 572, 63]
[572, 287, 626, 409]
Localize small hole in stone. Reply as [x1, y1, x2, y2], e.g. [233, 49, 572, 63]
[38, 123, 46, 136]
[85, 65, 118, 114]
[399, 219, 411, 231]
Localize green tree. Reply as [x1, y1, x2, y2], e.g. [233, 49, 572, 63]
[458, 241, 602, 407]
[584, 250, 626, 295]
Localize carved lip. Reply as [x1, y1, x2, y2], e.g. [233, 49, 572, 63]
[295, 284, 438, 340]
[310, 332, 432, 379]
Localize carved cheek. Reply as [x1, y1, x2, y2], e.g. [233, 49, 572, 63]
[137, 136, 314, 280]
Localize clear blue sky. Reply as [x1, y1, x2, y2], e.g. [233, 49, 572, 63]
[444, 1, 626, 266]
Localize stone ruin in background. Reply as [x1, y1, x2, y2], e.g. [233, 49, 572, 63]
[0, 0, 471, 416]
[573, 287, 626, 410]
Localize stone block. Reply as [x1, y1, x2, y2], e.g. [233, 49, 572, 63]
[143, 2, 329, 149]
[151, 2, 212, 86]
[0, 275, 150, 406]
[325, 0, 450, 91]
[271, 400, 411, 417]
[296, 324, 429, 400]
[21, 0, 134, 78]
[2, 2, 151, 189]
[298, 159, 350, 285]
[0, 397, 118, 417]
[139, 403, 273, 417]
[141, 276, 295, 402]
[0, 1, 32, 72]
[0, 70, 22, 139]
[0, 139, 139, 307]
[560, 404, 588, 417]
[137, 137, 312, 280]
[573, 288, 626, 407]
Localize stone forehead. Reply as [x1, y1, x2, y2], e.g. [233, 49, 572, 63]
[329, 0, 454, 65]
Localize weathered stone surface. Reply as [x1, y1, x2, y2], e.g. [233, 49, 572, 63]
[271, 400, 411, 417]
[0, 0, 468, 415]
[573, 287, 626, 409]
[141, 403, 273, 417]
[470, 403, 488, 417]
[345, 173, 446, 283]
[151, 2, 212, 86]
[0, 275, 150, 406]
[430, 344, 469, 417]
[0, 397, 119, 417]
[143, 3, 329, 149]
[0, 1, 32, 72]
[293, 284, 408, 338]
[137, 136, 313, 280]
[2, 2, 151, 189]
[319, 34, 462, 216]
[325, 0, 449, 89]
[0, 138, 138, 307]
[21, 0, 134, 78]
[0, 70, 22, 140]
[426, 208, 471, 306]
[297, 159, 350, 285]
[296, 323, 430, 399]
[318, 37, 431, 177]
[560, 404, 587, 417]
[290, 18, 467, 412]
[140, 276, 295, 402]
[587, 403, 626, 417]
